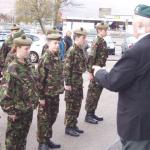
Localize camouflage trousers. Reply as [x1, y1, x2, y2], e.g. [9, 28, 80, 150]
[37, 95, 60, 143]
[5, 110, 33, 150]
[85, 80, 103, 113]
[64, 86, 83, 128]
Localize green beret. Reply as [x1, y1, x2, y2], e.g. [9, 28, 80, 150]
[46, 33, 61, 40]
[11, 24, 20, 31]
[73, 27, 87, 36]
[13, 35, 32, 47]
[96, 22, 108, 30]
[134, 4, 150, 18]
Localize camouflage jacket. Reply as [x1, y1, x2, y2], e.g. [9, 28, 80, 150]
[5, 30, 24, 48]
[0, 58, 39, 115]
[3, 51, 16, 72]
[64, 44, 87, 87]
[38, 50, 64, 99]
[87, 36, 108, 73]
[0, 30, 24, 68]
[0, 43, 11, 68]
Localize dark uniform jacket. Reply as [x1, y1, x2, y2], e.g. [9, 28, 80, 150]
[95, 34, 150, 141]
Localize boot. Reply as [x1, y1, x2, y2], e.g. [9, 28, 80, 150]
[47, 139, 61, 149]
[85, 113, 98, 124]
[92, 111, 103, 121]
[65, 127, 80, 137]
[93, 114, 103, 121]
[74, 126, 84, 134]
[38, 144, 49, 150]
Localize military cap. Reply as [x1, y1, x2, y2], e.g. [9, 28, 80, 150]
[46, 33, 61, 41]
[96, 22, 108, 30]
[73, 27, 87, 36]
[13, 35, 32, 47]
[11, 24, 20, 31]
[134, 4, 150, 18]
[46, 27, 59, 35]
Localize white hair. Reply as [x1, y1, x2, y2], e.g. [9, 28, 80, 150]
[133, 15, 150, 33]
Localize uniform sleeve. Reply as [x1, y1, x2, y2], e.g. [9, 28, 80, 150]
[0, 72, 17, 115]
[87, 41, 97, 73]
[63, 50, 74, 85]
[95, 51, 137, 92]
[98, 41, 108, 67]
[37, 58, 47, 99]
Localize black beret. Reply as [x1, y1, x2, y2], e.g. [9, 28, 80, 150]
[134, 4, 150, 18]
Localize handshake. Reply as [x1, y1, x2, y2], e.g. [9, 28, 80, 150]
[92, 66, 106, 76]
[88, 66, 107, 81]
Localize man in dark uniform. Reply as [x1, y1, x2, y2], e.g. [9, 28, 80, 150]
[93, 4, 150, 150]
[64, 27, 87, 137]
[85, 22, 108, 124]
[37, 31, 64, 150]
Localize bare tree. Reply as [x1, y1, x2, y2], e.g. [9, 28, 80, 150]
[51, 0, 82, 27]
[15, 0, 82, 33]
[16, 0, 52, 33]
[0, 13, 13, 23]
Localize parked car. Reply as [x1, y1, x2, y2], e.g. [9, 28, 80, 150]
[121, 35, 137, 54]
[26, 33, 46, 63]
[104, 35, 115, 55]
[0, 32, 9, 49]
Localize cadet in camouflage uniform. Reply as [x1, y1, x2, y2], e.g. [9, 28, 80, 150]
[85, 22, 108, 124]
[37, 31, 64, 150]
[0, 24, 24, 78]
[41, 28, 58, 56]
[64, 27, 87, 137]
[0, 35, 38, 150]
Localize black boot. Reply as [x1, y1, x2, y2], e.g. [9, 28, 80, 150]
[85, 113, 98, 124]
[38, 144, 49, 150]
[93, 114, 103, 121]
[47, 139, 61, 149]
[91, 111, 103, 121]
[74, 126, 84, 134]
[65, 127, 80, 137]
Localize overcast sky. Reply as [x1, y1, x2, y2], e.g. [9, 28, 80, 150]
[0, 0, 150, 17]
[62, 0, 150, 17]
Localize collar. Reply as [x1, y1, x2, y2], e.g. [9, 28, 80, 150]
[74, 43, 83, 50]
[136, 33, 150, 42]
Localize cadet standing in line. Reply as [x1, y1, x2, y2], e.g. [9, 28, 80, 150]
[0, 35, 38, 150]
[64, 27, 87, 137]
[41, 28, 58, 56]
[0, 24, 24, 78]
[85, 22, 108, 124]
[37, 31, 64, 150]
